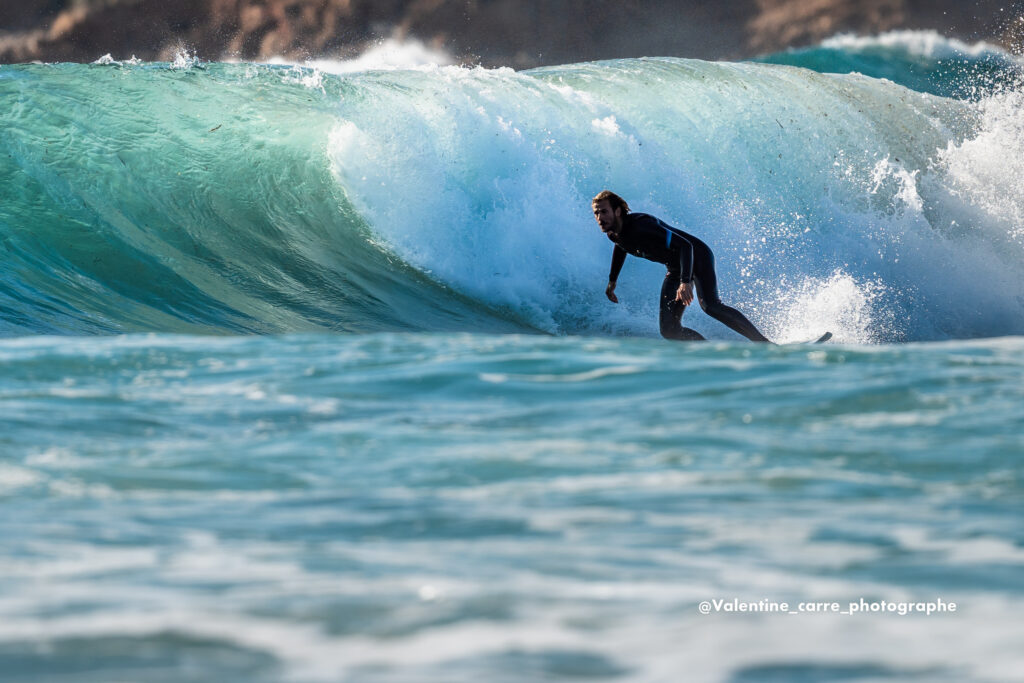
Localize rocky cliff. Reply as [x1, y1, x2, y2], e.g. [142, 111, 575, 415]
[2, 0, 1022, 66]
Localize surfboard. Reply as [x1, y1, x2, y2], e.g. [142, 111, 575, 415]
[811, 332, 832, 344]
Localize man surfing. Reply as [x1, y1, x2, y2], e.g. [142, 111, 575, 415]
[592, 190, 771, 342]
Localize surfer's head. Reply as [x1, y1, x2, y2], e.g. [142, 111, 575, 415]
[592, 190, 628, 234]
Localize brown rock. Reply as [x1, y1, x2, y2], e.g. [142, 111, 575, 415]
[746, 0, 906, 55]
[1, 0, 1021, 66]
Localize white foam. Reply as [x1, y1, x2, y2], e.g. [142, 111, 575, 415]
[937, 89, 1024, 242]
[591, 115, 622, 136]
[169, 49, 201, 70]
[0, 464, 44, 492]
[0, 544, 158, 579]
[265, 38, 453, 74]
[479, 363, 647, 383]
[767, 270, 885, 344]
[25, 447, 90, 469]
[3, 588, 1019, 681]
[821, 30, 1015, 61]
[92, 54, 142, 66]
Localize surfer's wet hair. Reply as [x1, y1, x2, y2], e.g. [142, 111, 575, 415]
[592, 190, 629, 214]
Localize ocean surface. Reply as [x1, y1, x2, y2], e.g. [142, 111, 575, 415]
[2, 31, 1023, 682]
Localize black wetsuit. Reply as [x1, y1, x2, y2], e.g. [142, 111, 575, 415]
[606, 213, 769, 342]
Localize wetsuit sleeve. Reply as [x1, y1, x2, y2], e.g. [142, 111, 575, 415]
[676, 237, 694, 284]
[608, 245, 627, 283]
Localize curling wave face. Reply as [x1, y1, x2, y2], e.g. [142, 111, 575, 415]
[1, 35, 1022, 342]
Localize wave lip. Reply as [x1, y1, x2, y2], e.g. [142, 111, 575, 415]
[262, 37, 455, 74]
[821, 30, 1014, 60]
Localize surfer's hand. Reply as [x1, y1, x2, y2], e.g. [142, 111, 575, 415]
[606, 282, 619, 303]
[675, 282, 693, 306]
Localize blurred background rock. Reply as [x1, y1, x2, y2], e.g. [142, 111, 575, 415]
[1, 0, 1022, 67]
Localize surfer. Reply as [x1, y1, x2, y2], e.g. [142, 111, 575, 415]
[592, 190, 771, 342]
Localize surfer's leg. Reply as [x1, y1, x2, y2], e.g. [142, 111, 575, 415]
[659, 272, 705, 341]
[692, 247, 771, 343]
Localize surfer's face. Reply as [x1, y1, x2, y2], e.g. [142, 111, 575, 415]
[593, 200, 622, 234]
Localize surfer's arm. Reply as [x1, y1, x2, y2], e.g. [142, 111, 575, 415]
[607, 246, 626, 303]
[676, 237, 694, 284]
[670, 234, 695, 304]
[608, 245, 627, 284]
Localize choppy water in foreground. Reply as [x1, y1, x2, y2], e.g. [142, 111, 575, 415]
[2, 333, 1022, 681]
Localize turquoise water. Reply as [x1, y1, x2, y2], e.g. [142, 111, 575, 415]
[2, 32, 1023, 682]
[756, 30, 1024, 100]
